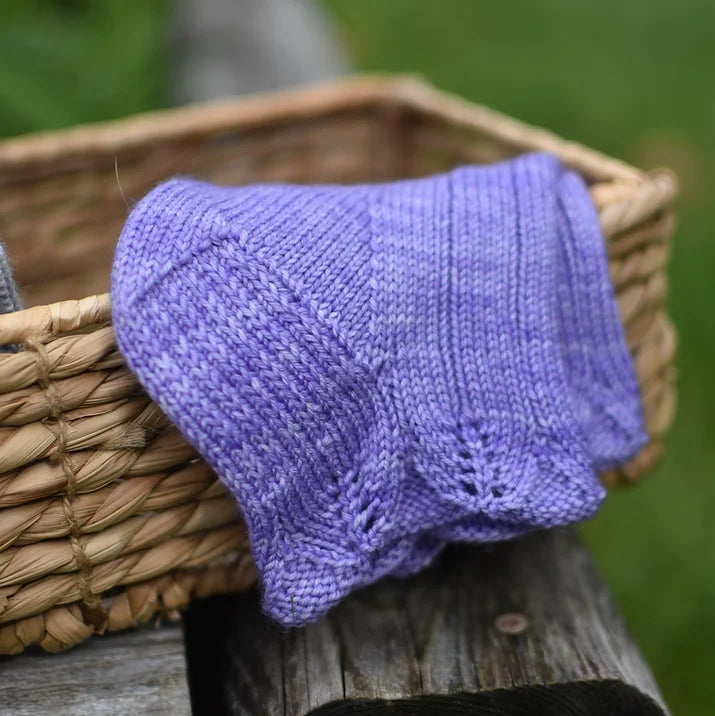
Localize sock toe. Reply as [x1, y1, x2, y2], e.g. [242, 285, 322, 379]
[555, 170, 648, 469]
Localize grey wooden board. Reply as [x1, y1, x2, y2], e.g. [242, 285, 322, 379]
[0, 621, 190, 715]
[183, 528, 669, 715]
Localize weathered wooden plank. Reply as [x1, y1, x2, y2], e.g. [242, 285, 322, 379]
[183, 529, 669, 715]
[281, 615, 344, 713]
[0, 621, 190, 715]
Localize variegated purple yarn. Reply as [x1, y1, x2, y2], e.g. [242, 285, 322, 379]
[111, 153, 646, 625]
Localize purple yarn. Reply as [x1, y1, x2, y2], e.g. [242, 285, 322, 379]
[111, 152, 647, 625]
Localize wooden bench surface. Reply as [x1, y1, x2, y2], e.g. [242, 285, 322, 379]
[183, 529, 668, 715]
[0, 529, 668, 715]
[0, 621, 190, 715]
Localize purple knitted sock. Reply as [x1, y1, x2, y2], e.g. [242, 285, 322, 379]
[111, 153, 643, 625]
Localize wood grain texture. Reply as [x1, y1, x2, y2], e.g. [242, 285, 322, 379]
[183, 528, 668, 715]
[0, 621, 190, 715]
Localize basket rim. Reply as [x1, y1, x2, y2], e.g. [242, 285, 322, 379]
[0, 294, 111, 345]
[0, 73, 665, 184]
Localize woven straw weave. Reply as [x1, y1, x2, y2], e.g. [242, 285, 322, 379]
[0, 76, 678, 653]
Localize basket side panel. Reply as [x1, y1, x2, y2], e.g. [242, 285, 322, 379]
[0, 107, 401, 307]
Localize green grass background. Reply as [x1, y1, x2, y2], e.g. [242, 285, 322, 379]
[1, 2, 713, 713]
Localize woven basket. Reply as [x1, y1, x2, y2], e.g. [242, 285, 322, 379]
[0, 76, 678, 654]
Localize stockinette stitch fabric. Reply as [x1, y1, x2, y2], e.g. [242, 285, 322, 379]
[111, 152, 647, 625]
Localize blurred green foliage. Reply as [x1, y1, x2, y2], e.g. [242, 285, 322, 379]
[0, 1, 713, 713]
[0, 0, 168, 137]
